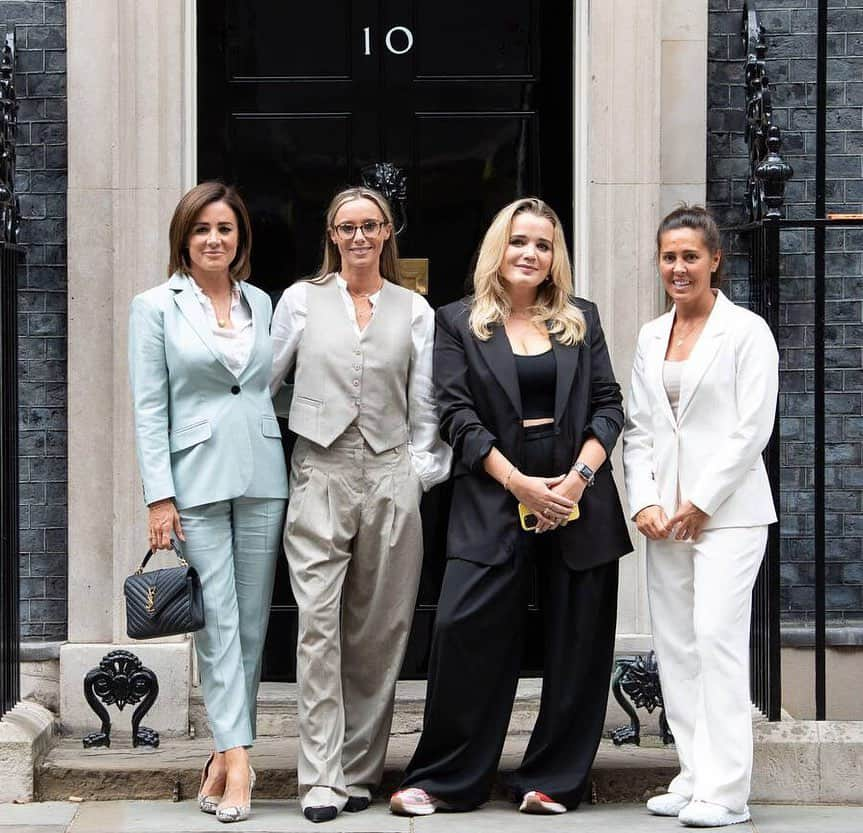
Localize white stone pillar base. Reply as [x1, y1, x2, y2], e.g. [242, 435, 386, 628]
[0, 701, 56, 802]
[59, 642, 191, 739]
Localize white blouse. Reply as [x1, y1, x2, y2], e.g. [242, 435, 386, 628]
[270, 275, 452, 491]
[188, 276, 254, 377]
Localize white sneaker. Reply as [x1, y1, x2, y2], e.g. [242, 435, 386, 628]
[678, 800, 751, 827]
[519, 790, 567, 814]
[390, 788, 450, 816]
[646, 793, 690, 816]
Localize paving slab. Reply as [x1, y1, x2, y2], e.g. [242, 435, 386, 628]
[751, 803, 863, 833]
[0, 828, 69, 833]
[413, 801, 691, 833]
[3, 800, 861, 833]
[68, 799, 410, 833]
[0, 800, 78, 826]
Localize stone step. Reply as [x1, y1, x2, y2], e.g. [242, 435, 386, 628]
[35, 734, 678, 804]
[189, 679, 664, 740]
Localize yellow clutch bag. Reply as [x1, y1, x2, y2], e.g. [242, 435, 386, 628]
[518, 502, 580, 531]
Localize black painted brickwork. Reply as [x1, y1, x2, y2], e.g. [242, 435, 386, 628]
[3, 0, 67, 641]
[709, 0, 863, 625]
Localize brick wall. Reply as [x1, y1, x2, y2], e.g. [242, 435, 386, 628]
[4, 0, 67, 641]
[708, 0, 863, 626]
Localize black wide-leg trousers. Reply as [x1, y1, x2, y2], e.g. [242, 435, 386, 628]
[401, 514, 619, 809]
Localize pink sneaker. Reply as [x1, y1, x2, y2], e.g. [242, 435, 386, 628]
[519, 790, 567, 814]
[390, 787, 449, 816]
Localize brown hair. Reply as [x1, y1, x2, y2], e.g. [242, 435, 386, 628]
[656, 204, 723, 287]
[168, 182, 253, 280]
[312, 186, 402, 285]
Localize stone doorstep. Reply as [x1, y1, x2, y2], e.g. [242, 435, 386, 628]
[189, 679, 665, 740]
[750, 719, 863, 805]
[34, 734, 678, 804]
[0, 701, 57, 803]
[34, 720, 863, 807]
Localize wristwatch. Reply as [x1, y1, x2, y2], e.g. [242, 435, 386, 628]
[572, 460, 595, 487]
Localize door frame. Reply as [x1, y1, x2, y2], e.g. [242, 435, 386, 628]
[181, 0, 591, 284]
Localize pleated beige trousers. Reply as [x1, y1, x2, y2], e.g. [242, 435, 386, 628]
[284, 426, 423, 811]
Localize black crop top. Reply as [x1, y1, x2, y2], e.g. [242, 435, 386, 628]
[514, 349, 556, 419]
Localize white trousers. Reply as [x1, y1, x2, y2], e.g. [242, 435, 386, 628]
[647, 525, 768, 814]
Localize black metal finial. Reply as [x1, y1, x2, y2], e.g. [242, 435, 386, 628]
[741, 2, 793, 222]
[756, 125, 794, 220]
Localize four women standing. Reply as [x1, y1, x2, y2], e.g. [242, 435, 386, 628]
[130, 187, 776, 829]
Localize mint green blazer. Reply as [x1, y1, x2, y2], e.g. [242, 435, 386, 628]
[129, 272, 289, 510]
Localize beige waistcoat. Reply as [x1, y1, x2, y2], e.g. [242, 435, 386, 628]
[289, 275, 413, 452]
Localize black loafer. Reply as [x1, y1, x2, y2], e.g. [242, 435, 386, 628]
[303, 805, 338, 823]
[345, 796, 371, 812]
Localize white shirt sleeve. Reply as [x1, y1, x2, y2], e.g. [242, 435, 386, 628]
[408, 294, 453, 490]
[270, 282, 307, 400]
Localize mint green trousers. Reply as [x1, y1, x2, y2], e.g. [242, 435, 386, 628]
[179, 497, 286, 751]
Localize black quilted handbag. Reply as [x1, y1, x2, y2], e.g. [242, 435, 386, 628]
[124, 544, 205, 639]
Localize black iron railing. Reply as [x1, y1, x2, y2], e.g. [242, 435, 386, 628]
[736, 1, 855, 722]
[0, 31, 20, 721]
[735, 1, 791, 723]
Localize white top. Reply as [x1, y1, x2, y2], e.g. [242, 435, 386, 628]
[188, 276, 254, 376]
[270, 275, 453, 490]
[662, 360, 685, 420]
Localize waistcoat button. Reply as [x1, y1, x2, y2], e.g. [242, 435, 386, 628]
[231, 385, 241, 395]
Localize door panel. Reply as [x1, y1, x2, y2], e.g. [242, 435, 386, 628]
[198, 0, 573, 680]
[225, 5, 354, 79]
[412, 1, 535, 77]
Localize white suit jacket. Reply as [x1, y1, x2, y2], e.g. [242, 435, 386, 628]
[622, 290, 778, 529]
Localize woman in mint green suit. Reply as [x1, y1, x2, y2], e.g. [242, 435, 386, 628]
[128, 182, 288, 824]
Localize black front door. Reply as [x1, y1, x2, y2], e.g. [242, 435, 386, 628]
[198, 0, 573, 680]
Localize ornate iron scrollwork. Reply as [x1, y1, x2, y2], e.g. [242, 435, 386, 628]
[361, 162, 407, 235]
[0, 32, 19, 244]
[742, 1, 793, 221]
[82, 650, 160, 749]
[610, 652, 673, 747]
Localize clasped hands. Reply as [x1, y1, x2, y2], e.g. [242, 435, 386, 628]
[509, 469, 586, 534]
[635, 500, 708, 542]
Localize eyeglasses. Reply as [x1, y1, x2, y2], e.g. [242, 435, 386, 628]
[332, 220, 389, 240]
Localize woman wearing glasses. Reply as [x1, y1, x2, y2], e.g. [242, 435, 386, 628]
[270, 186, 451, 823]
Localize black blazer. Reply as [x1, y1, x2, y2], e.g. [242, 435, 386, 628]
[434, 297, 633, 571]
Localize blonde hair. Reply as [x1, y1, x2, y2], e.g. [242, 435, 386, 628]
[311, 187, 402, 285]
[469, 198, 586, 345]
